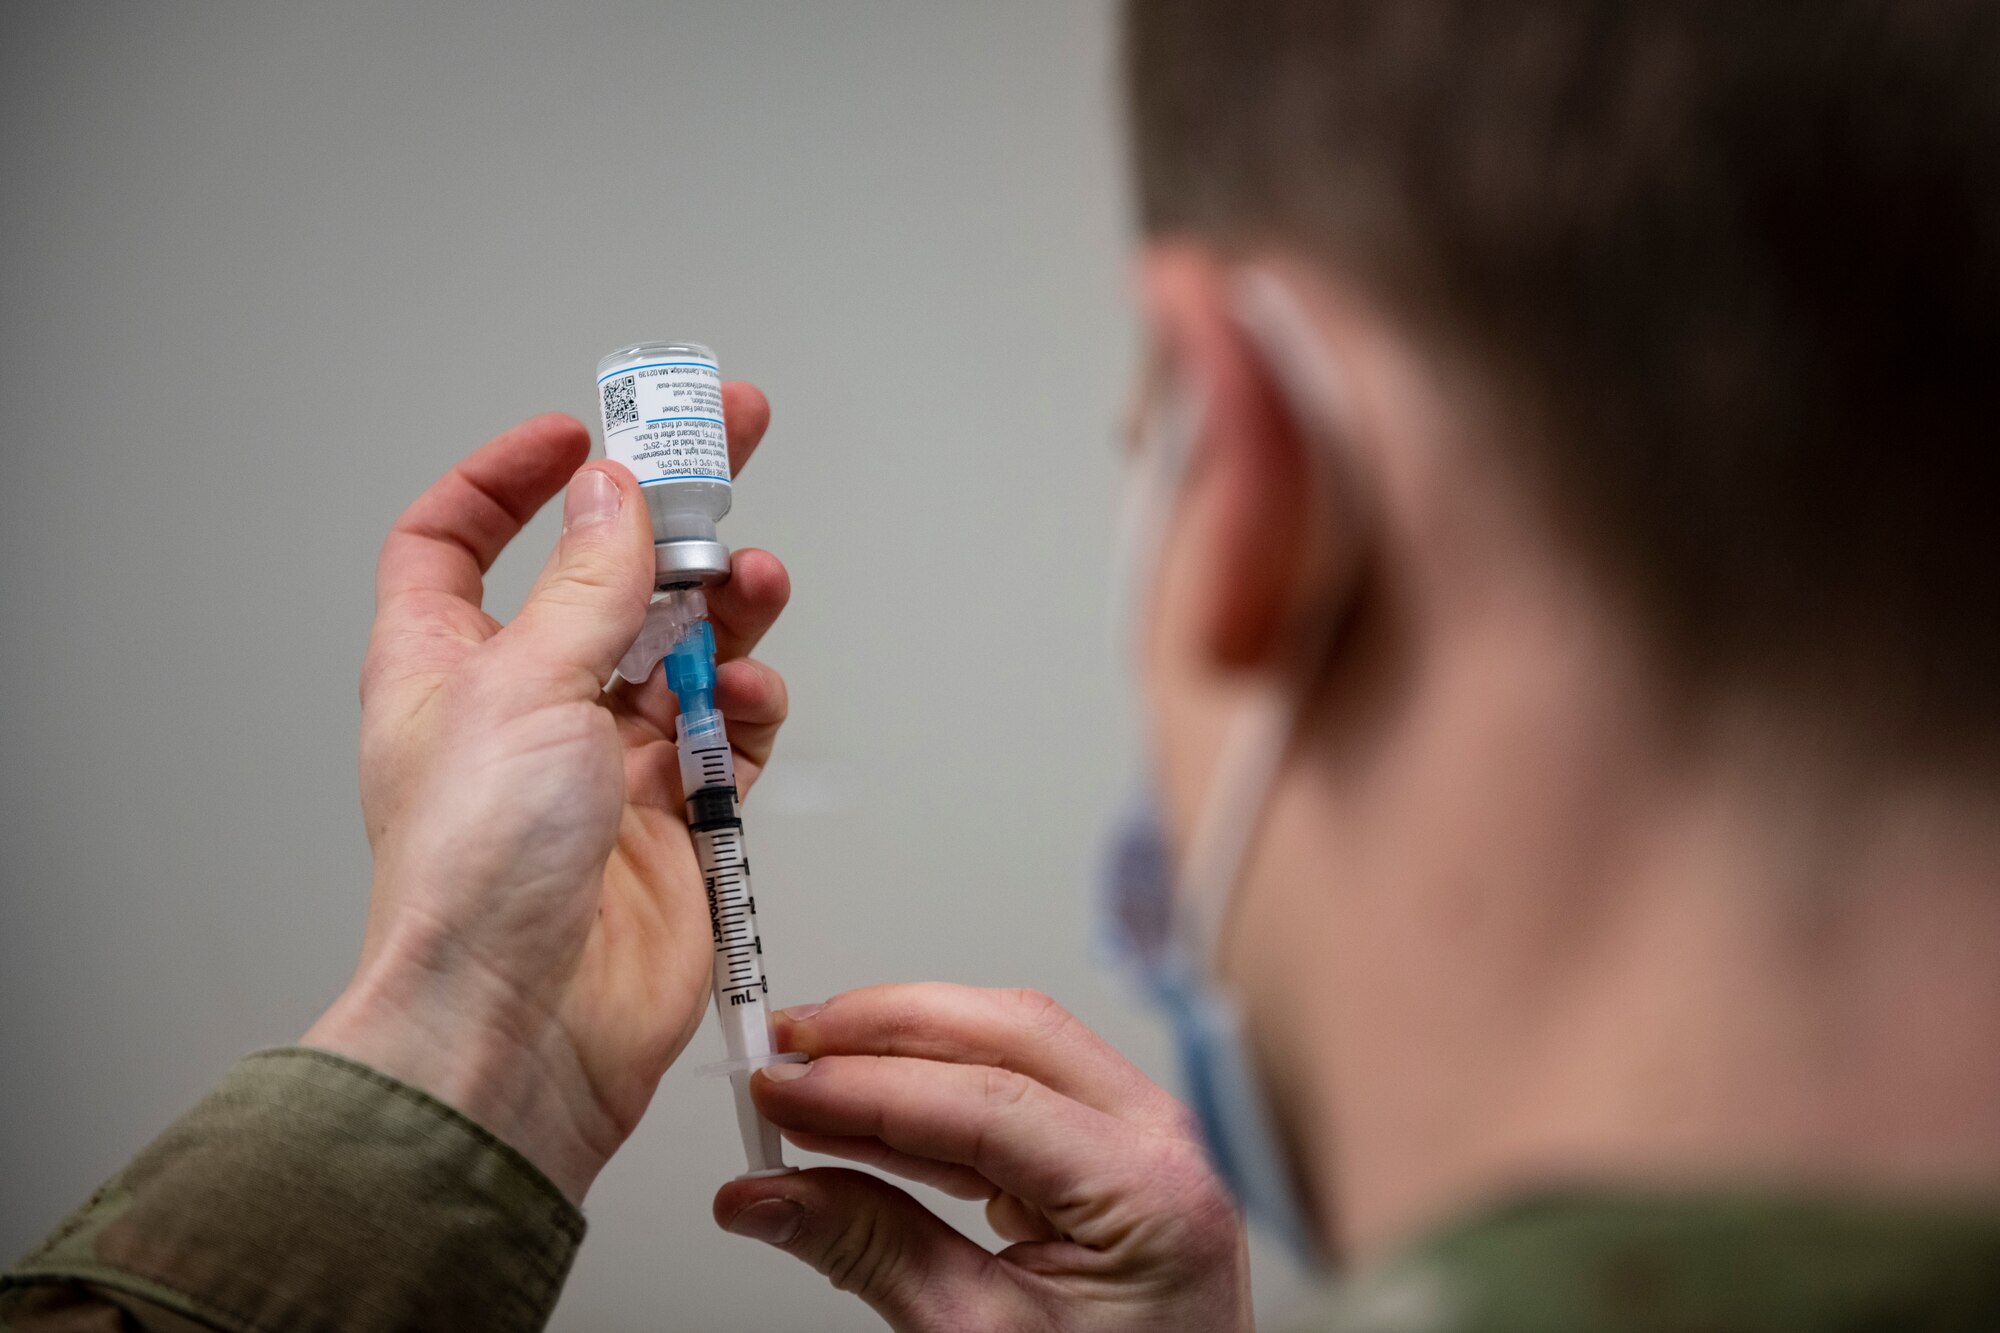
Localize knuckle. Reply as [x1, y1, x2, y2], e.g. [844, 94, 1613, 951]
[979, 1065, 1034, 1111]
[1154, 1137, 1222, 1202]
[876, 995, 932, 1047]
[1148, 1139, 1243, 1260]
[762, 664, 790, 720]
[1001, 987, 1075, 1041]
[818, 1203, 905, 1300]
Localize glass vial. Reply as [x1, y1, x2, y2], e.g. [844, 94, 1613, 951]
[595, 340, 732, 586]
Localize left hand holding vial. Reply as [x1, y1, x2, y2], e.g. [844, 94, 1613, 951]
[303, 395, 789, 1202]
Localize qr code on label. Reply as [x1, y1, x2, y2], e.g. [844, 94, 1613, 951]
[602, 375, 639, 426]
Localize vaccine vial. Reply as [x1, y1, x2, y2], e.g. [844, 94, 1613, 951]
[595, 340, 732, 586]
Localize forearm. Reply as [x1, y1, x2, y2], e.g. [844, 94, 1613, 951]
[1, 1049, 584, 1333]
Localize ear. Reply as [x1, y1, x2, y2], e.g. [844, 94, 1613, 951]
[1139, 245, 1366, 676]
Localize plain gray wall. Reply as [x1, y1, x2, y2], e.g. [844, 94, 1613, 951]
[0, 3, 1306, 1328]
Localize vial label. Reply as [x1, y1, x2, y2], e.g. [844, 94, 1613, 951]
[597, 357, 730, 485]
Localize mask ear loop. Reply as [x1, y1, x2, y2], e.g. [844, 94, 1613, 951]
[1108, 375, 1208, 666]
[1175, 268, 1364, 979]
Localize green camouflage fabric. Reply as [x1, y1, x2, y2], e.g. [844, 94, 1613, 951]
[1286, 1192, 2000, 1333]
[0, 1048, 583, 1333]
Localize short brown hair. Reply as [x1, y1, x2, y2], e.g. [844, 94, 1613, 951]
[1126, 1, 2000, 762]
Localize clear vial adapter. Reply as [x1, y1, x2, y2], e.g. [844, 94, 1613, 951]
[595, 340, 733, 587]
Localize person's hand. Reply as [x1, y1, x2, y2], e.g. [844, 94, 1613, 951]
[713, 984, 1252, 1331]
[303, 392, 789, 1202]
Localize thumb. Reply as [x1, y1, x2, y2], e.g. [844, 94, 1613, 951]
[715, 1168, 1032, 1332]
[499, 462, 653, 690]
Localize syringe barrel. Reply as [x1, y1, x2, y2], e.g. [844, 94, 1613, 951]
[595, 340, 732, 587]
[680, 713, 791, 1176]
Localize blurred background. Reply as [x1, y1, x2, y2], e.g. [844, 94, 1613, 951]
[0, 3, 1306, 1327]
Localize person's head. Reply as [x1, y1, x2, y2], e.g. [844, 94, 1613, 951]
[1119, 0, 2000, 1258]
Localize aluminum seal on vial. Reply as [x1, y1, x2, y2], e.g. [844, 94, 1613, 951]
[595, 340, 734, 588]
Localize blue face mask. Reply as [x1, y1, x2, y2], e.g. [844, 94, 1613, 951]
[1100, 795, 1320, 1261]
[1097, 270, 1350, 1269]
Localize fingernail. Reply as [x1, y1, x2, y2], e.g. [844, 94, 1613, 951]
[779, 1003, 824, 1023]
[724, 1198, 803, 1246]
[759, 1060, 811, 1082]
[563, 468, 620, 532]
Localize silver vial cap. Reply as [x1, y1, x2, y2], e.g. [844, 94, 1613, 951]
[655, 539, 732, 587]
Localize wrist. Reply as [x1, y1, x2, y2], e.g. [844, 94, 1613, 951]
[302, 947, 618, 1204]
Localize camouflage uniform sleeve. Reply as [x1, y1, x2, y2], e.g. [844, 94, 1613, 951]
[0, 1048, 585, 1333]
[1277, 1193, 2000, 1333]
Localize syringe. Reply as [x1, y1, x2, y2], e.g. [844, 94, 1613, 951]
[594, 338, 798, 1175]
[663, 610, 802, 1178]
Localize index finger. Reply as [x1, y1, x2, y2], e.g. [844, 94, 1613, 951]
[376, 413, 589, 612]
[705, 547, 791, 663]
[378, 383, 770, 620]
[776, 984, 1187, 1132]
[753, 1055, 1138, 1224]
[722, 381, 771, 478]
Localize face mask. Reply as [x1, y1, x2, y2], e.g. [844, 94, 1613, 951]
[1098, 270, 1350, 1268]
[1101, 792, 1320, 1260]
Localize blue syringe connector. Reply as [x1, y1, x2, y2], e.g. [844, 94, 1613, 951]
[664, 619, 721, 732]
